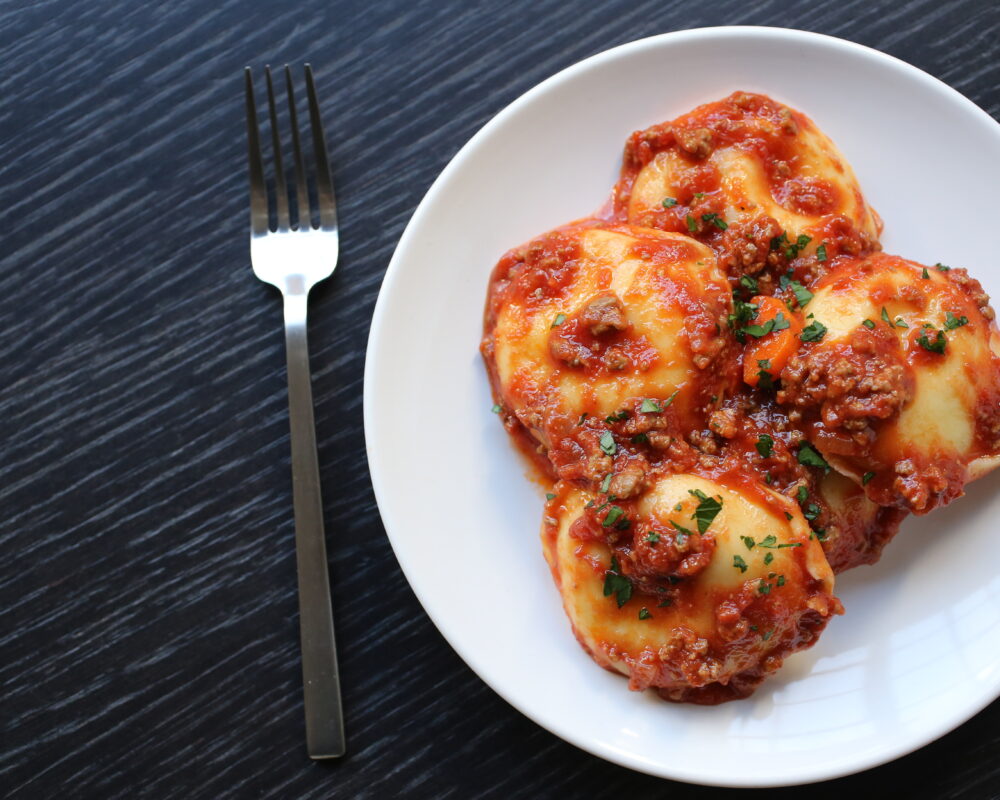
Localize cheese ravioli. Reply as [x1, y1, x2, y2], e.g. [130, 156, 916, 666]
[614, 92, 881, 287]
[542, 469, 838, 703]
[775, 253, 1000, 512]
[483, 222, 738, 487]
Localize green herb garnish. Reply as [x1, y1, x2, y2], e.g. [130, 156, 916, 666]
[917, 328, 947, 354]
[800, 320, 827, 342]
[603, 555, 632, 608]
[944, 311, 969, 330]
[797, 443, 830, 472]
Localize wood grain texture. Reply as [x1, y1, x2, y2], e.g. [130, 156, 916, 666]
[1, 0, 999, 797]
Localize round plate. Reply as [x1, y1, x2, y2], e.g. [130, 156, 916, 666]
[364, 27, 1000, 787]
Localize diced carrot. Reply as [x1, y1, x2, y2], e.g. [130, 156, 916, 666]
[742, 296, 804, 387]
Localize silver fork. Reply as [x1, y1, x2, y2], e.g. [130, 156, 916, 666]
[244, 64, 345, 759]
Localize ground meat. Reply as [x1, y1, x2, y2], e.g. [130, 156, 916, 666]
[676, 127, 713, 159]
[548, 333, 590, 367]
[976, 390, 1000, 450]
[708, 408, 738, 438]
[778, 331, 914, 434]
[688, 428, 720, 455]
[623, 122, 674, 168]
[946, 267, 995, 321]
[602, 346, 630, 371]
[580, 292, 629, 335]
[892, 459, 956, 513]
[608, 462, 646, 498]
[778, 106, 798, 134]
[716, 215, 785, 281]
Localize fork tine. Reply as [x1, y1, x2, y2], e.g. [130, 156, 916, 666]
[265, 66, 290, 231]
[285, 65, 310, 230]
[304, 64, 338, 230]
[244, 68, 269, 235]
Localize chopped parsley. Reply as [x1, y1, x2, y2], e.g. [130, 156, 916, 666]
[935, 262, 951, 272]
[811, 528, 828, 541]
[662, 197, 677, 208]
[603, 555, 632, 608]
[645, 532, 660, 545]
[796, 485, 808, 505]
[917, 327, 947, 354]
[797, 443, 830, 472]
[729, 298, 759, 341]
[702, 212, 728, 230]
[772, 231, 812, 259]
[577, 413, 588, 426]
[816, 243, 827, 262]
[686, 214, 698, 232]
[756, 434, 775, 458]
[640, 398, 663, 414]
[741, 535, 756, 551]
[657, 598, 672, 608]
[800, 319, 827, 342]
[764, 551, 774, 566]
[922, 267, 930, 279]
[491, 403, 502, 413]
[599, 431, 616, 456]
[803, 503, 821, 521]
[791, 281, 813, 308]
[694, 192, 706, 199]
[733, 555, 749, 573]
[743, 312, 791, 339]
[880, 306, 892, 326]
[605, 410, 629, 423]
[740, 274, 759, 294]
[862, 471, 875, 485]
[631, 433, 649, 444]
[762, 629, 774, 641]
[599, 473, 612, 493]
[602, 506, 625, 528]
[895, 317, 909, 329]
[689, 489, 723, 534]
[758, 581, 772, 595]
[638, 607, 652, 620]
[862, 319, 876, 330]
[758, 534, 801, 549]
[944, 311, 969, 330]
[551, 313, 566, 328]
[669, 520, 694, 544]
[545, 492, 556, 501]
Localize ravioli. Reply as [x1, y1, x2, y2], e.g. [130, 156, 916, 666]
[482, 91, 1000, 704]
[483, 222, 738, 487]
[774, 253, 1000, 512]
[614, 92, 880, 288]
[542, 470, 838, 703]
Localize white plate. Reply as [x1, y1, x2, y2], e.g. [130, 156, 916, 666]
[364, 27, 1000, 787]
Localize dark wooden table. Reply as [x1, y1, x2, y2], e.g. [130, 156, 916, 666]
[3, 1, 1000, 797]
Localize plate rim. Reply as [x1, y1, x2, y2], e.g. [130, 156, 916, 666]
[363, 25, 1000, 787]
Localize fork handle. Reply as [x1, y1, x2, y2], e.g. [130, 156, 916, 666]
[282, 290, 346, 759]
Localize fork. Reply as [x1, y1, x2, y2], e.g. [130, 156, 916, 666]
[244, 64, 345, 759]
